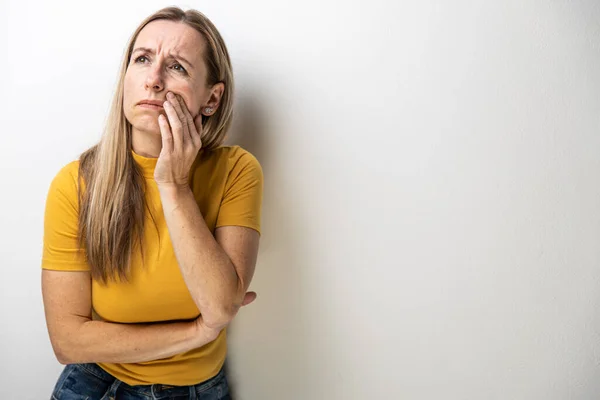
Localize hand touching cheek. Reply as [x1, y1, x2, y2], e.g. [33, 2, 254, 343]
[154, 92, 204, 187]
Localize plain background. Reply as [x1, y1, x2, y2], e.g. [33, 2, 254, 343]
[1, 0, 600, 399]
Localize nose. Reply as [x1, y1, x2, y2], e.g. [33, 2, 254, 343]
[144, 64, 164, 92]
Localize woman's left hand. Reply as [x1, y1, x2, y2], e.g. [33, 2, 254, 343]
[155, 92, 204, 187]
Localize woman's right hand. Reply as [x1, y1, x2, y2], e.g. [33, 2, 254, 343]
[191, 291, 258, 346]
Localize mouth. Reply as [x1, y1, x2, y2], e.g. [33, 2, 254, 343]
[138, 103, 164, 110]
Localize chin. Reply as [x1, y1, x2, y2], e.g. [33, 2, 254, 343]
[132, 117, 162, 135]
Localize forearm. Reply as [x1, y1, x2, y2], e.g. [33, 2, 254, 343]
[158, 185, 242, 328]
[55, 318, 215, 365]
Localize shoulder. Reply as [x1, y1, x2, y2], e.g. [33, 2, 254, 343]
[206, 145, 260, 167]
[201, 145, 262, 177]
[52, 160, 80, 183]
[46, 160, 81, 205]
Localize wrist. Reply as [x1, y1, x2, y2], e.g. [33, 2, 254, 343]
[157, 183, 192, 202]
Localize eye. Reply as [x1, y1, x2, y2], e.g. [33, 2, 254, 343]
[132, 55, 186, 74]
[172, 63, 187, 74]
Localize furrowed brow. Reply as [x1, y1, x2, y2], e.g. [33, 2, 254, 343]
[132, 47, 194, 69]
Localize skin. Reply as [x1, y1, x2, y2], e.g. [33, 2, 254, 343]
[122, 19, 258, 314]
[123, 19, 224, 159]
[42, 20, 259, 365]
[123, 20, 258, 322]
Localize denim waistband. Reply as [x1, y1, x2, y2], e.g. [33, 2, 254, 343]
[76, 362, 226, 397]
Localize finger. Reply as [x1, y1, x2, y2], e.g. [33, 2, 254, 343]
[167, 92, 185, 119]
[172, 95, 191, 131]
[157, 114, 173, 153]
[175, 95, 195, 139]
[178, 97, 202, 149]
[169, 93, 193, 146]
[163, 99, 184, 155]
[168, 93, 189, 147]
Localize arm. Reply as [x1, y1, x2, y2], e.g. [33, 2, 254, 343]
[41, 269, 219, 365]
[158, 185, 260, 330]
[154, 93, 262, 330]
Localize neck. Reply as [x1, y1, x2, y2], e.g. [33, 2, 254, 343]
[131, 127, 162, 158]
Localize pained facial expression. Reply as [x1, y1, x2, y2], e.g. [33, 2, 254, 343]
[123, 20, 215, 135]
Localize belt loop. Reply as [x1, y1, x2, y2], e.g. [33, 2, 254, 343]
[189, 384, 197, 399]
[151, 384, 158, 399]
[100, 379, 121, 400]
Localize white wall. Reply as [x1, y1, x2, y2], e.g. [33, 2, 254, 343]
[1, 0, 599, 398]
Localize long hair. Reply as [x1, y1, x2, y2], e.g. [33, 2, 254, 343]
[77, 7, 235, 284]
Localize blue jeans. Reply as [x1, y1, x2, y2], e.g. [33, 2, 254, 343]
[50, 362, 231, 399]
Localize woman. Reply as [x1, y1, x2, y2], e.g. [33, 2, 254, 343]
[41, 7, 262, 399]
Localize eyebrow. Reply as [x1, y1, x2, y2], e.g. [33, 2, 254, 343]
[132, 47, 194, 69]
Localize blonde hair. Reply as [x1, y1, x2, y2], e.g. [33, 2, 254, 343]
[77, 7, 234, 284]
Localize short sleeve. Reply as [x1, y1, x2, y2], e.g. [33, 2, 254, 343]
[41, 162, 90, 271]
[215, 151, 264, 234]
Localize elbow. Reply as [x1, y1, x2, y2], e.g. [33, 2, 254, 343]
[202, 306, 237, 330]
[200, 285, 247, 330]
[49, 330, 84, 365]
[54, 343, 86, 365]
[51, 339, 74, 365]
[202, 298, 244, 330]
[48, 319, 92, 365]
[56, 352, 70, 365]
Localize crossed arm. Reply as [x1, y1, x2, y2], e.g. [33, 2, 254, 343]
[159, 184, 260, 330]
[42, 222, 258, 365]
[42, 214, 259, 365]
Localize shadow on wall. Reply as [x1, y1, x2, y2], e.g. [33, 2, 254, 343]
[222, 92, 315, 398]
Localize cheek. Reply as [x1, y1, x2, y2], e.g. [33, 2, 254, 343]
[179, 93, 201, 116]
[123, 74, 135, 105]
[123, 68, 146, 98]
[190, 101, 201, 116]
[177, 83, 206, 116]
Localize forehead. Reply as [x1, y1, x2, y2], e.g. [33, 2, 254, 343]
[133, 20, 205, 62]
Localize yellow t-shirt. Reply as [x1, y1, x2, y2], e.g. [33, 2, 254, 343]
[41, 145, 263, 386]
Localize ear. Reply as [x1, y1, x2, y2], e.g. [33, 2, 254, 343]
[200, 82, 225, 116]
